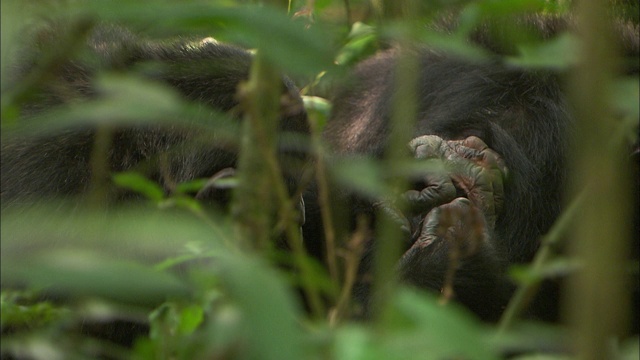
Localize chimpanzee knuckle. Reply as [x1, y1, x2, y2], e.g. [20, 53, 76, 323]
[447, 196, 473, 209]
[408, 135, 446, 158]
[462, 136, 488, 151]
[454, 143, 483, 161]
[481, 148, 509, 179]
[403, 172, 456, 215]
[403, 187, 451, 215]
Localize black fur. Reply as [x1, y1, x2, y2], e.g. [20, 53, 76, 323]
[307, 16, 639, 322]
[1, 25, 308, 209]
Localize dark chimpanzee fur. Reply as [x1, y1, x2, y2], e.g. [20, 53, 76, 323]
[322, 50, 567, 321]
[305, 16, 639, 322]
[1, 25, 309, 210]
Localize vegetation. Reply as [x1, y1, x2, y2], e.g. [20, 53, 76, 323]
[1, 0, 637, 359]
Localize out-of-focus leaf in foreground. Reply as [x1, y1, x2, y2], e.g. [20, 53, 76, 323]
[333, 288, 499, 360]
[57, 1, 335, 77]
[507, 33, 579, 70]
[1, 204, 309, 359]
[2, 74, 241, 142]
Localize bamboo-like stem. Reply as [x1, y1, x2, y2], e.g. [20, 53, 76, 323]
[373, 47, 419, 327]
[564, 0, 632, 358]
[232, 51, 324, 317]
[308, 111, 341, 288]
[232, 51, 281, 251]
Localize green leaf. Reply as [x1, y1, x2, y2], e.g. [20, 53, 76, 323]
[216, 254, 309, 360]
[490, 321, 567, 357]
[4, 250, 190, 307]
[509, 259, 581, 285]
[334, 325, 383, 360]
[330, 156, 390, 200]
[330, 156, 448, 200]
[174, 179, 209, 194]
[611, 77, 640, 121]
[2, 73, 239, 141]
[336, 22, 378, 66]
[178, 305, 204, 335]
[1, 290, 69, 329]
[507, 33, 579, 70]
[2, 204, 308, 358]
[386, 288, 499, 360]
[303, 95, 332, 128]
[57, 2, 335, 77]
[113, 172, 165, 202]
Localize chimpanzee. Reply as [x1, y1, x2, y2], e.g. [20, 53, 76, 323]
[304, 15, 639, 322]
[1, 24, 309, 210]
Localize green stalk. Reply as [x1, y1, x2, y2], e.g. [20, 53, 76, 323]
[232, 50, 324, 317]
[564, 0, 632, 358]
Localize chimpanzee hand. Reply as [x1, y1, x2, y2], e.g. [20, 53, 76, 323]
[405, 135, 508, 230]
[393, 136, 510, 319]
[398, 197, 488, 285]
[397, 197, 509, 320]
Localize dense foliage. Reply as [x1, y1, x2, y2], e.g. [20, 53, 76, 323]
[1, 1, 638, 359]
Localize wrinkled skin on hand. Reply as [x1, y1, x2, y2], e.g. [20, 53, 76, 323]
[405, 135, 508, 231]
[379, 135, 507, 240]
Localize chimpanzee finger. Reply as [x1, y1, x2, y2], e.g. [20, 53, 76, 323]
[405, 135, 457, 215]
[408, 135, 448, 158]
[400, 197, 489, 264]
[458, 136, 508, 177]
[402, 172, 457, 215]
[446, 138, 507, 227]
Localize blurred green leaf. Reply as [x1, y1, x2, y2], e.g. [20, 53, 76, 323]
[507, 33, 579, 69]
[303, 95, 332, 130]
[509, 259, 581, 285]
[336, 22, 378, 66]
[492, 321, 568, 358]
[611, 77, 640, 121]
[55, 1, 335, 77]
[330, 156, 448, 200]
[2, 73, 240, 142]
[3, 250, 190, 307]
[217, 254, 309, 360]
[331, 156, 390, 200]
[509, 354, 571, 360]
[177, 305, 204, 335]
[413, 28, 492, 61]
[619, 337, 640, 360]
[1, 203, 308, 359]
[334, 325, 381, 360]
[1, 290, 69, 329]
[475, 0, 548, 16]
[0, 205, 232, 272]
[385, 288, 499, 360]
[333, 288, 498, 360]
[113, 172, 165, 202]
[174, 179, 209, 194]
